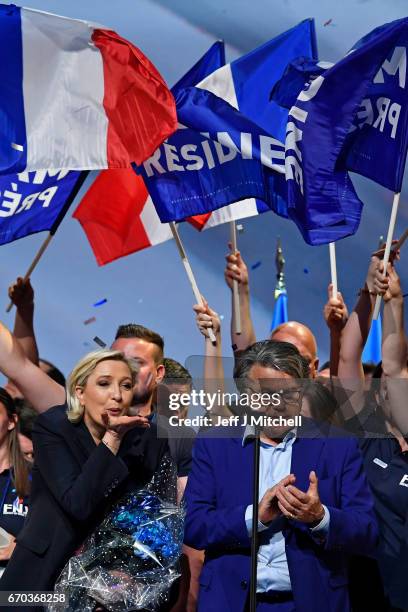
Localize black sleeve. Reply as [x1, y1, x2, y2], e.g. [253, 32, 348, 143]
[168, 435, 194, 477]
[32, 417, 129, 522]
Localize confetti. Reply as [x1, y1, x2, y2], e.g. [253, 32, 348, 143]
[93, 298, 107, 307]
[220, 315, 225, 320]
[138, 298, 143, 304]
[237, 224, 244, 233]
[83, 342, 90, 347]
[303, 268, 309, 274]
[93, 336, 107, 348]
[323, 18, 333, 27]
[84, 316, 96, 325]
[251, 261, 262, 270]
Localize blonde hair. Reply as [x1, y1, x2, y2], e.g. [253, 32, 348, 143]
[66, 350, 138, 423]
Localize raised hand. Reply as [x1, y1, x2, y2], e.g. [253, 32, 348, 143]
[324, 283, 348, 332]
[8, 277, 34, 310]
[224, 243, 249, 291]
[193, 299, 221, 339]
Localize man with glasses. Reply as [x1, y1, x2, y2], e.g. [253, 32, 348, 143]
[184, 340, 378, 612]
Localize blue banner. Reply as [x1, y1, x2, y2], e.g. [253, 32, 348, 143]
[284, 17, 408, 245]
[0, 169, 83, 245]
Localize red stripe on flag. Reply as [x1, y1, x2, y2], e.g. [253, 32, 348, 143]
[186, 212, 212, 230]
[92, 29, 177, 167]
[73, 169, 152, 265]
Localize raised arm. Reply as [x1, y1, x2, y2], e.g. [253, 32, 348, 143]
[374, 261, 408, 435]
[8, 277, 39, 365]
[323, 283, 348, 376]
[337, 254, 379, 417]
[224, 245, 256, 352]
[0, 319, 65, 412]
[193, 300, 231, 418]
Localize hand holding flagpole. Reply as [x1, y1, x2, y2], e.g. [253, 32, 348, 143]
[373, 192, 401, 320]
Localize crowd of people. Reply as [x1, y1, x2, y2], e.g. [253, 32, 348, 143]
[0, 242, 406, 612]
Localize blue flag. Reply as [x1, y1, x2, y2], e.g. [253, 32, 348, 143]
[140, 20, 317, 222]
[271, 291, 288, 331]
[284, 17, 408, 245]
[342, 22, 408, 191]
[171, 41, 225, 98]
[362, 317, 382, 364]
[0, 170, 86, 245]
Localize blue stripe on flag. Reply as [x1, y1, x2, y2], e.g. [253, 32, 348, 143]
[0, 5, 27, 174]
[271, 292, 288, 331]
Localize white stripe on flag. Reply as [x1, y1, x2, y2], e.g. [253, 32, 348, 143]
[21, 8, 108, 171]
[204, 199, 259, 229]
[197, 64, 239, 109]
[140, 196, 173, 245]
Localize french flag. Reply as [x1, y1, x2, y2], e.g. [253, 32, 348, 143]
[0, 5, 177, 175]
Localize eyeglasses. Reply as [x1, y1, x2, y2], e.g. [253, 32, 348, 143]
[276, 388, 303, 405]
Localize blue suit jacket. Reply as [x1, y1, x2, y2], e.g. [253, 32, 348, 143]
[184, 423, 378, 612]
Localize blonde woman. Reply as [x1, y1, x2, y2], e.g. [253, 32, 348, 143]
[0, 350, 169, 593]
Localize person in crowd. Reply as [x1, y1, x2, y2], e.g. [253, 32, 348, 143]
[0, 388, 30, 575]
[184, 340, 378, 612]
[337, 248, 408, 611]
[0, 350, 169, 596]
[224, 245, 319, 376]
[160, 358, 193, 420]
[15, 403, 36, 464]
[322, 283, 349, 377]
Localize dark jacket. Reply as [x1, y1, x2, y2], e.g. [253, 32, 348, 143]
[0, 404, 169, 591]
[184, 422, 379, 612]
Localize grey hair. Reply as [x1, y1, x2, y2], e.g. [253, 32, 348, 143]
[234, 340, 310, 392]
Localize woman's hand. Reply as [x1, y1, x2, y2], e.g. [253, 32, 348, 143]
[101, 413, 150, 454]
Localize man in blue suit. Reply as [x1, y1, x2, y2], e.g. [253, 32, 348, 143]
[184, 340, 378, 611]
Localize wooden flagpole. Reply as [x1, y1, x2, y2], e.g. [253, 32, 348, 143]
[230, 221, 241, 334]
[170, 222, 217, 343]
[373, 191, 401, 320]
[329, 242, 338, 297]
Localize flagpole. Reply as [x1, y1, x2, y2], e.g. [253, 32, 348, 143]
[329, 242, 338, 297]
[5, 170, 89, 312]
[6, 233, 53, 313]
[229, 221, 241, 335]
[170, 222, 217, 344]
[373, 191, 401, 320]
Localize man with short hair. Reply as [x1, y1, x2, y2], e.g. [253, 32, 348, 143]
[224, 247, 318, 377]
[184, 340, 378, 612]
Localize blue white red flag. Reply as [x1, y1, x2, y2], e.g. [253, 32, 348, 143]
[0, 4, 176, 174]
[140, 20, 317, 223]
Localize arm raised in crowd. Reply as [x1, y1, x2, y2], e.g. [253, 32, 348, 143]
[8, 277, 39, 365]
[0, 318, 65, 412]
[224, 245, 256, 352]
[337, 253, 379, 417]
[374, 261, 408, 435]
[193, 300, 231, 417]
[323, 283, 348, 376]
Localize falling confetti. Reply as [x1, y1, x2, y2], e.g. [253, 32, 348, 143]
[93, 298, 107, 307]
[220, 315, 225, 320]
[237, 224, 244, 233]
[138, 298, 143, 304]
[84, 316, 96, 325]
[93, 336, 107, 348]
[323, 18, 333, 27]
[303, 268, 309, 274]
[251, 261, 262, 270]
